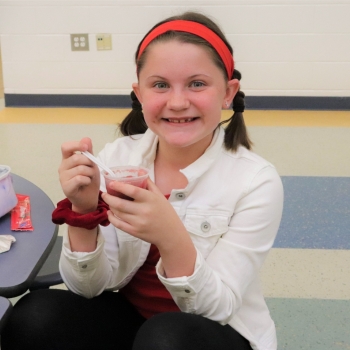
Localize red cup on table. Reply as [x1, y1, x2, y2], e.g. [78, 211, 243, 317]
[103, 166, 149, 200]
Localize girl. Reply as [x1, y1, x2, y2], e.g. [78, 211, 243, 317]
[2, 11, 283, 350]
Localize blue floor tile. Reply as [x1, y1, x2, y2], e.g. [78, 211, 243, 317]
[274, 177, 350, 249]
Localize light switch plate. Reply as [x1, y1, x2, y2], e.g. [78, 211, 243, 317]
[96, 34, 112, 50]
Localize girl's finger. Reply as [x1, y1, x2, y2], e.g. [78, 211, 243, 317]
[146, 178, 164, 196]
[105, 178, 164, 203]
[102, 192, 137, 215]
[61, 137, 93, 160]
[61, 163, 97, 182]
[106, 181, 148, 202]
[61, 141, 85, 160]
[61, 175, 92, 195]
[61, 167, 95, 189]
[79, 137, 94, 154]
[61, 152, 95, 172]
[107, 210, 136, 235]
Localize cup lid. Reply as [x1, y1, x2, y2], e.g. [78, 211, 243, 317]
[103, 166, 149, 179]
[0, 165, 11, 181]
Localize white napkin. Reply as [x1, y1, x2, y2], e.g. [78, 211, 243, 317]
[0, 235, 16, 253]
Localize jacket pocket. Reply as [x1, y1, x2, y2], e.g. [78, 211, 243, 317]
[184, 214, 229, 258]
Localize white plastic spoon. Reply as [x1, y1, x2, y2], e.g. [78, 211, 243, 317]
[81, 151, 116, 178]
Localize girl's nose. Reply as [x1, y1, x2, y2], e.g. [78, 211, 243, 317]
[166, 90, 190, 111]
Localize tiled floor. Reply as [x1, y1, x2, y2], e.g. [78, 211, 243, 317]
[1, 102, 349, 349]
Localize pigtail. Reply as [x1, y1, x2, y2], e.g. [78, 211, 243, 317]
[120, 91, 148, 136]
[220, 69, 253, 151]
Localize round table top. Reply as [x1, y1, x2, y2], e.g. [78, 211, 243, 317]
[0, 174, 58, 298]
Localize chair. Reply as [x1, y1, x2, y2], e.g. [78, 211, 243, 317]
[0, 297, 13, 334]
[29, 236, 63, 291]
[0, 237, 62, 337]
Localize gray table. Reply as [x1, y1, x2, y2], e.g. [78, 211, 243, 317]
[0, 174, 58, 298]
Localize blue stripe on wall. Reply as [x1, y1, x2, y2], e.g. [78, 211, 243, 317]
[5, 94, 350, 110]
[4, 94, 131, 108]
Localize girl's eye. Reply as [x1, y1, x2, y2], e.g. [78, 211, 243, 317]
[191, 81, 205, 88]
[154, 82, 168, 89]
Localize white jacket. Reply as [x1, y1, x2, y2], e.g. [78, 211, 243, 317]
[60, 127, 284, 350]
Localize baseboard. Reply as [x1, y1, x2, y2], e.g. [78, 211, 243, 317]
[4, 94, 350, 110]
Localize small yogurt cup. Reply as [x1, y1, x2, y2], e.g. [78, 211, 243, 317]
[0, 165, 18, 217]
[103, 166, 149, 200]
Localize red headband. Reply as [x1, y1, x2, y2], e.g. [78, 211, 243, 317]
[137, 20, 234, 79]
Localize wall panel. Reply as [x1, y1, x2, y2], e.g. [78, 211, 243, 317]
[2, 61, 135, 90]
[0, 1, 349, 103]
[238, 62, 350, 94]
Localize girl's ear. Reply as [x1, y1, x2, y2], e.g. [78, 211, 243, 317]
[132, 83, 142, 104]
[222, 79, 240, 109]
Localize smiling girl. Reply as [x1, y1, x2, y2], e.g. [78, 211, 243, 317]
[2, 12, 283, 350]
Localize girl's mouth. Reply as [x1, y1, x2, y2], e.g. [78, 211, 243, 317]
[165, 118, 198, 123]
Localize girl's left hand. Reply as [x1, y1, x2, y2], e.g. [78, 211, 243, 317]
[101, 179, 187, 250]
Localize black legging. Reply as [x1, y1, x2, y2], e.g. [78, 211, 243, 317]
[1, 289, 252, 350]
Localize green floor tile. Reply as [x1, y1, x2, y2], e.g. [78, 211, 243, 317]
[266, 298, 350, 349]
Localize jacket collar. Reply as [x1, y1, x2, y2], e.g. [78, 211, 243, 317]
[128, 127, 225, 183]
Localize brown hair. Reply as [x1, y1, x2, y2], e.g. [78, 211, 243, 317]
[120, 12, 252, 151]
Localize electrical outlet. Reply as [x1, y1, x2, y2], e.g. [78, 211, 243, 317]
[70, 34, 89, 51]
[96, 34, 112, 50]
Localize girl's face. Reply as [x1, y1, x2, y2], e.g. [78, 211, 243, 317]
[133, 40, 239, 153]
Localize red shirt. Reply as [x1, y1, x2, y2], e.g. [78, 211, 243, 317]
[119, 195, 180, 319]
[120, 243, 180, 318]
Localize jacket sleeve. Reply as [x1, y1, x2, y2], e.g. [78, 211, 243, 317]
[59, 224, 121, 298]
[59, 136, 152, 298]
[156, 165, 284, 324]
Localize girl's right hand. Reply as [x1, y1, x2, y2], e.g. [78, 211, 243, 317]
[59, 137, 100, 214]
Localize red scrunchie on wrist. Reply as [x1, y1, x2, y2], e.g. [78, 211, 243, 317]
[52, 191, 110, 230]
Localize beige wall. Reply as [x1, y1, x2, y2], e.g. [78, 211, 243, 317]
[0, 46, 4, 98]
[0, 1, 349, 98]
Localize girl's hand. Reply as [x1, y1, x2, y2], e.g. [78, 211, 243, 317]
[102, 179, 186, 249]
[102, 178, 197, 277]
[59, 137, 100, 214]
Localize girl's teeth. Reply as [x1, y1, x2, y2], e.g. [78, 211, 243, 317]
[168, 118, 194, 123]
